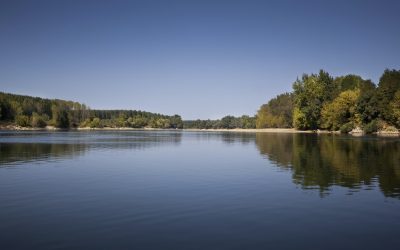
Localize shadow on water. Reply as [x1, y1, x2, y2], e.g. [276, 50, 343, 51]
[254, 133, 400, 198]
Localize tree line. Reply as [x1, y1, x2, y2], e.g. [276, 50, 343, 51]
[183, 115, 256, 129]
[2, 68, 399, 132]
[257, 69, 400, 133]
[0, 92, 183, 129]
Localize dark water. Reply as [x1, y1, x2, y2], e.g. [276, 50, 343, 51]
[1, 131, 400, 250]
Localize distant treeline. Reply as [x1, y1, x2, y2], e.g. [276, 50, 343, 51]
[183, 115, 256, 129]
[2, 68, 399, 132]
[256, 69, 400, 133]
[0, 92, 183, 129]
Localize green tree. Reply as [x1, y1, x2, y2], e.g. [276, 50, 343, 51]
[376, 69, 400, 124]
[321, 89, 360, 130]
[356, 81, 379, 125]
[390, 90, 400, 128]
[0, 97, 11, 119]
[15, 115, 31, 127]
[292, 70, 335, 129]
[335, 74, 364, 92]
[130, 117, 147, 128]
[220, 116, 236, 129]
[90, 118, 101, 128]
[256, 93, 293, 128]
[52, 104, 70, 128]
[10, 100, 23, 119]
[169, 115, 183, 129]
[31, 112, 47, 128]
[240, 115, 256, 129]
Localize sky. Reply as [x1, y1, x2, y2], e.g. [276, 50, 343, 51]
[1, 0, 399, 119]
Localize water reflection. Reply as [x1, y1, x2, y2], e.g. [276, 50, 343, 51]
[1, 131, 400, 198]
[0, 143, 87, 166]
[188, 131, 254, 145]
[255, 133, 400, 198]
[0, 131, 182, 166]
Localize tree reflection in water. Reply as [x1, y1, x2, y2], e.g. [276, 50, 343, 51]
[1, 131, 399, 198]
[255, 133, 400, 198]
[0, 131, 182, 166]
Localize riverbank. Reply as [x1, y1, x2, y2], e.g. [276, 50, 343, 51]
[1, 124, 399, 136]
[0, 125, 314, 133]
[183, 128, 397, 136]
[0, 125, 172, 131]
[0, 124, 59, 131]
[184, 128, 314, 133]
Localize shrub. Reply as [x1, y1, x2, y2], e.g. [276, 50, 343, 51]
[363, 120, 378, 134]
[15, 115, 31, 127]
[80, 119, 91, 127]
[31, 113, 47, 128]
[90, 118, 101, 128]
[340, 123, 354, 133]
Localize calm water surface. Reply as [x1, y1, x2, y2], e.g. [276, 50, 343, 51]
[0, 131, 400, 249]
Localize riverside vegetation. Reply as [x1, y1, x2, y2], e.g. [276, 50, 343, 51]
[256, 69, 400, 133]
[184, 69, 400, 133]
[0, 92, 183, 129]
[1, 68, 400, 133]
[0, 91, 256, 130]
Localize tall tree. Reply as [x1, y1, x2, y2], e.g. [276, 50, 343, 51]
[292, 70, 334, 129]
[256, 93, 293, 128]
[51, 104, 70, 128]
[390, 90, 400, 128]
[376, 69, 400, 125]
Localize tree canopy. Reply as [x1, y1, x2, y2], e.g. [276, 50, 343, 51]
[256, 69, 400, 133]
[256, 93, 293, 128]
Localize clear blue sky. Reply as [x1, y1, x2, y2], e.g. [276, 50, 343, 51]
[1, 0, 399, 119]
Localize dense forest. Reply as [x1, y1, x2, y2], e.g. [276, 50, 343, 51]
[257, 69, 400, 133]
[0, 92, 183, 129]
